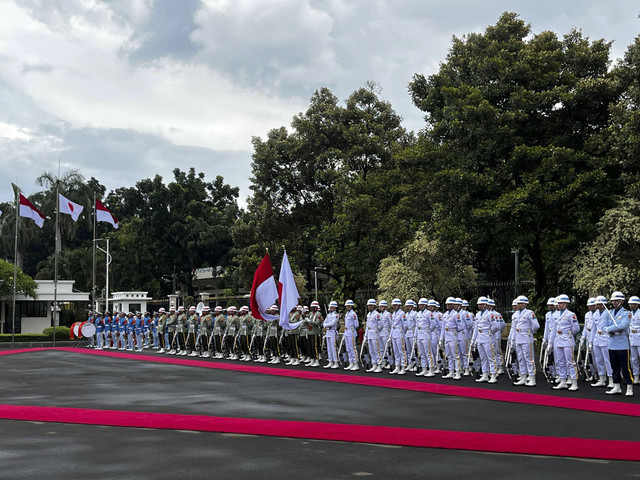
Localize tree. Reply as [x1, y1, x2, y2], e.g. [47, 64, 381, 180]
[565, 198, 640, 295]
[377, 231, 477, 300]
[0, 259, 38, 299]
[408, 12, 621, 299]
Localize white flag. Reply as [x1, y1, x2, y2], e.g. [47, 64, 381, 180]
[59, 193, 84, 221]
[278, 251, 301, 329]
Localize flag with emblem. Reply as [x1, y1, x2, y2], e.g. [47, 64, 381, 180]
[58, 193, 84, 221]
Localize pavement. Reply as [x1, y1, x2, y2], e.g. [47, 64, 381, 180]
[0, 347, 639, 479]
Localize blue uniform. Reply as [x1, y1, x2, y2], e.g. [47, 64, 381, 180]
[599, 306, 633, 385]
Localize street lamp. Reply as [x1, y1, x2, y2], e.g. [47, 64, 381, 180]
[511, 248, 519, 294]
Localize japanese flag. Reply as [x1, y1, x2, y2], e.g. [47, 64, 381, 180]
[59, 194, 84, 221]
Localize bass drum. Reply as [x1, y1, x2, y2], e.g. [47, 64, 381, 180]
[81, 322, 96, 338]
[71, 322, 83, 339]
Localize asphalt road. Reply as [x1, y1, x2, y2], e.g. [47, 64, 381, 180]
[0, 348, 638, 479]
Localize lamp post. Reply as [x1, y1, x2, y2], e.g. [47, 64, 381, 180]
[511, 248, 519, 294]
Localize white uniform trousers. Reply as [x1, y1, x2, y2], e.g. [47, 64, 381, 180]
[553, 345, 577, 380]
[391, 337, 406, 366]
[444, 339, 461, 373]
[417, 336, 433, 368]
[592, 344, 613, 377]
[478, 341, 497, 375]
[326, 333, 338, 362]
[344, 331, 357, 363]
[631, 345, 640, 377]
[367, 336, 382, 365]
[516, 341, 536, 376]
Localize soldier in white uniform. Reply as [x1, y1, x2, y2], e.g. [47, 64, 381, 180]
[378, 300, 392, 369]
[389, 298, 407, 375]
[628, 296, 640, 385]
[487, 299, 505, 374]
[343, 300, 359, 371]
[549, 294, 580, 391]
[439, 297, 464, 380]
[590, 296, 614, 388]
[508, 295, 539, 387]
[541, 298, 558, 380]
[415, 298, 434, 377]
[454, 298, 472, 376]
[322, 301, 340, 369]
[404, 300, 418, 371]
[428, 300, 442, 374]
[471, 297, 498, 383]
[364, 299, 383, 373]
[579, 298, 597, 383]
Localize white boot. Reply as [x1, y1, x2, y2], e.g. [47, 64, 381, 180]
[311, 359, 320, 367]
[633, 376, 640, 385]
[323, 362, 332, 369]
[553, 379, 568, 390]
[389, 366, 400, 375]
[416, 367, 428, 377]
[514, 376, 527, 386]
[272, 356, 281, 364]
[169, 349, 176, 355]
[330, 362, 339, 369]
[366, 364, 376, 373]
[398, 366, 406, 375]
[626, 384, 634, 397]
[157, 348, 165, 354]
[497, 366, 504, 375]
[606, 383, 622, 395]
[608, 376, 615, 388]
[591, 377, 606, 387]
[349, 363, 359, 371]
[525, 375, 536, 387]
[488, 373, 497, 384]
[475, 373, 489, 383]
[442, 371, 454, 379]
[453, 371, 461, 380]
[373, 364, 382, 373]
[568, 379, 579, 391]
[344, 362, 353, 371]
[424, 368, 435, 377]
[463, 367, 471, 377]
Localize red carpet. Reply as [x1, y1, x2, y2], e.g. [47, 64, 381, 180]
[46, 347, 640, 418]
[0, 403, 637, 461]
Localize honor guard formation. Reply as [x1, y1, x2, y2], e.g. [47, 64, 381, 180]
[83, 291, 639, 398]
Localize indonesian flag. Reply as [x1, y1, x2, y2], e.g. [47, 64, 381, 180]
[59, 193, 84, 221]
[19, 194, 45, 228]
[278, 250, 302, 329]
[250, 253, 279, 321]
[95, 199, 119, 229]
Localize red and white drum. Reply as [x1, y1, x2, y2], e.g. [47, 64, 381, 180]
[81, 322, 96, 338]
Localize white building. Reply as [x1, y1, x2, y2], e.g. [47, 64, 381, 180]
[108, 291, 152, 314]
[0, 280, 90, 334]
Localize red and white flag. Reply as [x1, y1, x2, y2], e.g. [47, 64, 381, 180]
[19, 193, 45, 228]
[95, 199, 119, 229]
[278, 250, 301, 329]
[59, 193, 84, 221]
[250, 253, 279, 321]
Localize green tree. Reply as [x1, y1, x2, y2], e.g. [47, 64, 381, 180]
[377, 231, 477, 300]
[0, 259, 38, 299]
[408, 12, 621, 299]
[565, 198, 640, 295]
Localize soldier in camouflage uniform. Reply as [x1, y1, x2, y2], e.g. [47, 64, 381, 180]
[237, 306, 254, 361]
[267, 305, 281, 364]
[186, 306, 199, 357]
[306, 301, 323, 367]
[199, 306, 212, 358]
[166, 307, 178, 355]
[212, 306, 226, 358]
[224, 306, 240, 360]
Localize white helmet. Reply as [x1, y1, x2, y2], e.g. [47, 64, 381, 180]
[595, 295, 607, 304]
[366, 298, 377, 306]
[546, 297, 556, 306]
[379, 300, 388, 307]
[418, 298, 428, 305]
[427, 299, 437, 307]
[329, 301, 338, 309]
[461, 299, 469, 307]
[611, 291, 625, 301]
[445, 297, 456, 304]
[391, 298, 402, 306]
[586, 297, 596, 307]
[310, 301, 320, 309]
[404, 299, 414, 307]
[629, 296, 640, 305]
[516, 295, 529, 304]
[345, 299, 355, 307]
[477, 296, 488, 305]
[454, 297, 463, 305]
[556, 294, 570, 304]
[487, 299, 496, 307]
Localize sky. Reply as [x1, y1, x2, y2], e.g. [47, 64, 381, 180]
[0, 0, 638, 208]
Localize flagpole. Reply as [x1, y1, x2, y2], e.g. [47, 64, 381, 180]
[52, 186, 60, 347]
[11, 188, 19, 347]
[92, 193, 96, 311]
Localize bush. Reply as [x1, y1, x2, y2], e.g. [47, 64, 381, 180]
[42, 326, 72, 340]
[0, 334, 49, 342]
